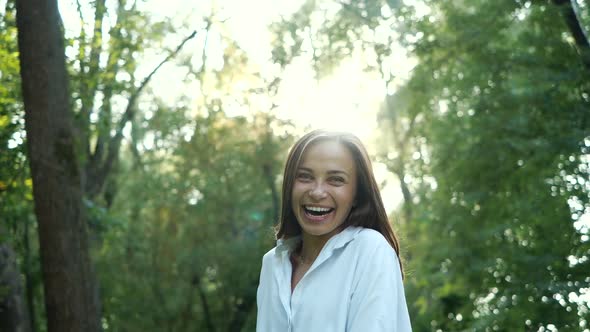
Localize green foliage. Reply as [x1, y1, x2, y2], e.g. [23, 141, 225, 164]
[97, 105, 293, 331]
[275, 0, 590, 330]
[70, 4, 297, 331]
[396, 1, 590, 330]
[89, 19, 295, 329]
[0, 1, 26, 228]
[3, 0, 293, 330]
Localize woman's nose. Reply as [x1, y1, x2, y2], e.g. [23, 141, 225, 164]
[309, 183, 327, 200]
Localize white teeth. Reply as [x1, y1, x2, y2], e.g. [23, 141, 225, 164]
[305, 206, 332, 212]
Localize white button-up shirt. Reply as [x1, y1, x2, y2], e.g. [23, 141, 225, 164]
[256, 226, 412, 332]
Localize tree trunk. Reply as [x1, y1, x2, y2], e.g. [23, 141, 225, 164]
[15, 0, 100, 331]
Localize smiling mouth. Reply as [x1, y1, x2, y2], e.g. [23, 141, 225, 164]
[303, 205, 335, 217]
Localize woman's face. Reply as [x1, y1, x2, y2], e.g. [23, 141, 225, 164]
[291, 140, 358, 241]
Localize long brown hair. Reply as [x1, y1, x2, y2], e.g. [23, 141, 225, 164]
[275, 130, 403, 275]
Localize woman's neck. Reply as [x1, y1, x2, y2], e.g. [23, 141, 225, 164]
[299, 224, 349, 263]
[298, 229, 341, 265]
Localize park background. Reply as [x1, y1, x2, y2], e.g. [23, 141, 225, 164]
[1, 0, 589, 331]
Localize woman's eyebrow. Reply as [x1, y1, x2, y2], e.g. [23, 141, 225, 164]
[298, 167, 350, 176]
[327, 170, 349, 176]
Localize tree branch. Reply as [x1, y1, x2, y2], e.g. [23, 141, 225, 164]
[200, 19, 212, 79]
[86, 30, 197, 197]
[75, 0, 106, 159]
[86, 4, 124, 182]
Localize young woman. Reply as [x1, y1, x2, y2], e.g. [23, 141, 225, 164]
[256, 130, 412, 331]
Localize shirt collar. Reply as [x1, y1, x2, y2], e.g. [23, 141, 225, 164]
[275, 226, 363, 255]
[326, 226, 363, 251]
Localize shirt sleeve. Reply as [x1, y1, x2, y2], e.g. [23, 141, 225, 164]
[346, 238, 412, 332]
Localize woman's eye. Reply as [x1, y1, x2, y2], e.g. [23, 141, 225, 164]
[330, 177, 345, 184]
[297, 173, 312, 181]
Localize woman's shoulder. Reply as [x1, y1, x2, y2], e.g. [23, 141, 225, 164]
[351, 227, 389, 246]
[348, 227, 397, 258]
[261, 246, 278, 262]
[259, 247, 280, 277]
